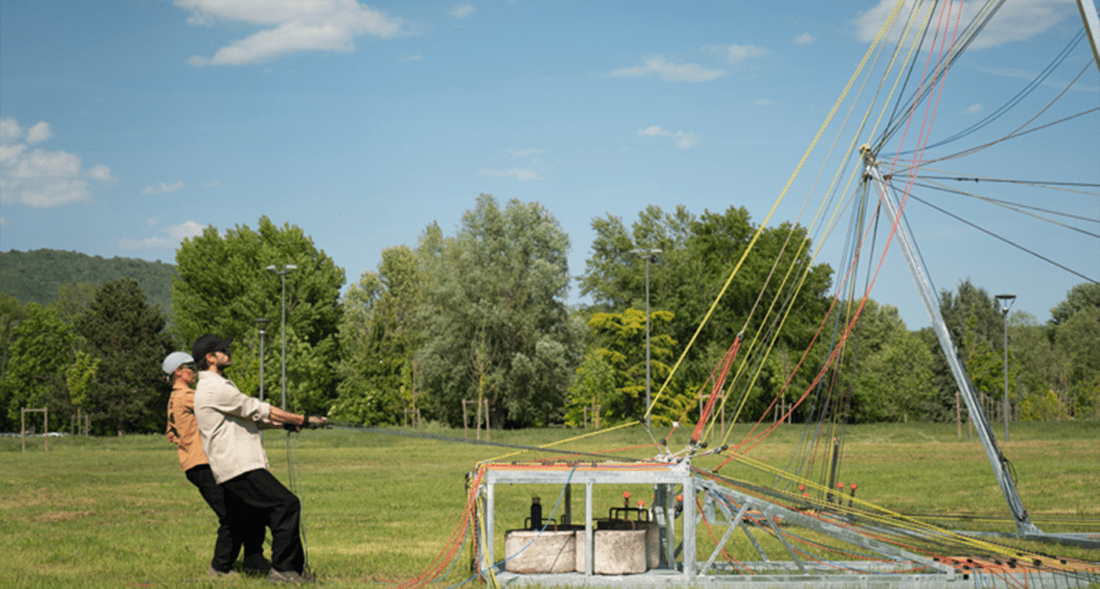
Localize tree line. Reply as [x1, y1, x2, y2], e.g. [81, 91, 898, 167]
[1, 197, 1097, 434]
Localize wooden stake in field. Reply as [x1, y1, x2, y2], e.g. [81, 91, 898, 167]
[463, 399, 490, 440]
[21, 407, 48, 452]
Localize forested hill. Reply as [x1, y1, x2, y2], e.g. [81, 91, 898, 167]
[0, 249, 177, 314]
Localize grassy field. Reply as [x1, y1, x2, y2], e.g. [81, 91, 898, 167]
[2, 421, 1098, 588]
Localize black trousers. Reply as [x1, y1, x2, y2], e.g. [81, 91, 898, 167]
[185, 464, 265, 572]
[221, 468, 305, 574]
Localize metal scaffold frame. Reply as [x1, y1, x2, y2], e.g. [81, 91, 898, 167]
[477, 461, 697, 584]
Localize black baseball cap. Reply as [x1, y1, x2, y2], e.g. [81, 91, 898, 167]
[192, 334, 233, 361]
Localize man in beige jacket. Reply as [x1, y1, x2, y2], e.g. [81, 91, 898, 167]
[192, 334, 326, 584]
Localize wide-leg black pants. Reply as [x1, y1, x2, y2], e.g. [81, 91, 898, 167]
[185, 464, 265, 572]
[221, 468, 305, 574]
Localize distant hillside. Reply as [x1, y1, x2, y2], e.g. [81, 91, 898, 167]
[0, 249, 177, 316]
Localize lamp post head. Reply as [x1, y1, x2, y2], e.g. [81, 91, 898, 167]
[994, 294, 1016, 316]
[629, 248, 663, 260]
[265, 264, 297, 275]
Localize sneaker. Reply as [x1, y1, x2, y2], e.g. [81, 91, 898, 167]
[209, 565, 240, 579]
[267, 568, 315, 584]
[243, 553, 272, 575]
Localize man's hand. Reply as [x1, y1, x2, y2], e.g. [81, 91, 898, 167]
[305, 415, 327, 429]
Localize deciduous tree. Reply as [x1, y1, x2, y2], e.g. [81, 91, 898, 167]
[0, 293, 28, 430]
[1054, 306, 1100, 418]
[172, 216, 345, 414]
[0, 303, 72, 429]
[579, 205, 833, 423]
[415, 195, 585, 428]
[334, 243, 425, 425]
[1049, 283, 1100, 326]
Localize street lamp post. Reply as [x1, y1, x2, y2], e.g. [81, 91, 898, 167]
[255, 318, 270, 403]
[255, 317, 269, 442]
[266, 265, 297, 410]
[995, 294, 1016, 442]
[630, 248, 662, 429]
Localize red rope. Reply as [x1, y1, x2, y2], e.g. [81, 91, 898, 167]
[691, 335, 743, 444]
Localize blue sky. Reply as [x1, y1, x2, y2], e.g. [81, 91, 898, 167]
[2, 0, 1097, 330]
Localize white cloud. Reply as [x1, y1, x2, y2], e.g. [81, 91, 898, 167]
[0, 117, 116, 208]
[118, 221, 206, 250]
[794, 33, 815, 45]
[398, 53, 423, 62]
[143, 180, 186, 195]
[89, 165, 114, 182]
[451, 5, 476, 18]
[853, 0, 1072, 50]
[610, 57, 726, 82]
[753, 99, 774, 107]
[0, 217, 7, 226]
[177, 0, 404, 66]
[0, 119, 21, 145]
[146, 216, 162, 226]
[478, 168, 544, 181]
[638, 125, 700, 149]
[966, 103, 983, 114]
[705, 43, 769, 64]
[25, 122, 53, 145]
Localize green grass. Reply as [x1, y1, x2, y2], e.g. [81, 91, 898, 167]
[1, 421, 1097, 588]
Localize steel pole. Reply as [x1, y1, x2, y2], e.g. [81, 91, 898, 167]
[280, 272, 287, 411]
[645, 254, 651, 430]
[1003, 310, 1009, 442]
[258, 326, 266, 403]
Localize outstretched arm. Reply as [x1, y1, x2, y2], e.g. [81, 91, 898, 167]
[263, 406, 327, 430]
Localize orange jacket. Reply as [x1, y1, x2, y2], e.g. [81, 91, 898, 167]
[166, 379, 209, 472]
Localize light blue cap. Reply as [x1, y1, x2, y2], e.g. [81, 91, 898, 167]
[162, 351, 194, 375]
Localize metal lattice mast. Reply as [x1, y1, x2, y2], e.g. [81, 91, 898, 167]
[861, 148, 1039, 535]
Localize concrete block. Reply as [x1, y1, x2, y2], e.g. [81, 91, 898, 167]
[504, 530, 575, 573]
[575, 529, 647, 575]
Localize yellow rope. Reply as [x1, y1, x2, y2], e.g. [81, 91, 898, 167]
[715, 0, 938, 446]
[644, 1, 909, 424]
[695, 0, 917, 442]
[479, 419, 641, 464]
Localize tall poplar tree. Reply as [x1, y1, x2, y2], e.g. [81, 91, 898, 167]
[415, 195, 585, 428]
[334, 243, 426, 425]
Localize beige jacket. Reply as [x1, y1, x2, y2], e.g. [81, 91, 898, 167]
[166, 380, 208, 472]
[194, 370, 272, 484]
